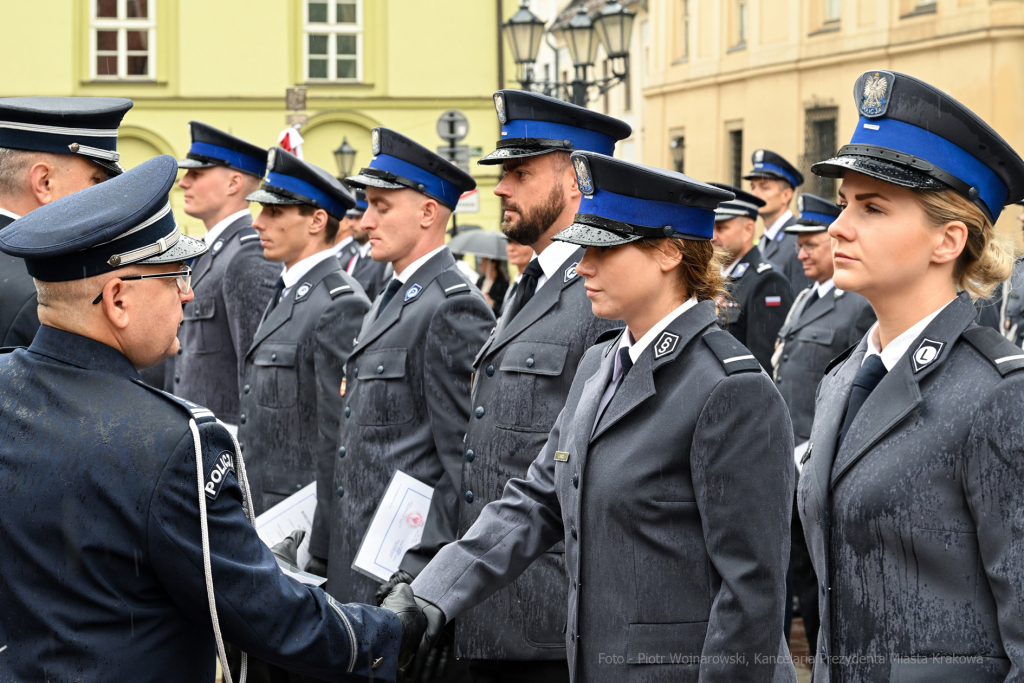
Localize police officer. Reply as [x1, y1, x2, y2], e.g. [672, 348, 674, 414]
[345, 188, 389, 300]
[239, 149, 370, 561]
[0, 155, 425, 682]
[998, 201, 1024, 343]
[710, 182, 794, 370]
[770, 193, 875, 659]
[414, 89, 627, 683]
[174, 122, 279, 430]
[323, 127, 494, 606]
[331, 188, 362, 265]
[798, 70, 1024, 682]
[745, 149, 813, 295]
[399, 152, 796, 683]
[0, 96, 132, 348]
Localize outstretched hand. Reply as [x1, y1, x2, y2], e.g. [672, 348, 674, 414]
[380, 583, 427, 669]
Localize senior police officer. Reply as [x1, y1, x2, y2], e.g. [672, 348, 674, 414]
[0, 96, 132, 348]
[400, 152, 796, 683]
[0, 155, 426, 682]
[710, 182, 794, 370]
[745, 150, 813, 295]
[173, 122, 279, 429]
[345, 188, 389, 300]
[770, 193, 874, 660]
[239, 149, 370, 570]
[322, 128, 494, 606]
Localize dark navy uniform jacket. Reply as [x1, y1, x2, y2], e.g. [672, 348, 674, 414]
[0, 326, 400, 682]
[719, 246, 794, 371]
[0, 213, 40, 347]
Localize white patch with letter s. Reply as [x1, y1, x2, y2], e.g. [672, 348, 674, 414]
[205, 450, 236, 500]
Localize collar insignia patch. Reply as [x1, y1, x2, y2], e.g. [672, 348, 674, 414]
[564, 261, 579, 283]
[653, 331, 680, 359]
[911, 338, 944, 372]
[405, 283, 423, 302]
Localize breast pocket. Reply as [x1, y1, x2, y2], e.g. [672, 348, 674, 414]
[354, 348, 414, 426]
[494, 340, 570, 432]
[181, 298, 222, 354]
[797, 326, 836, 367]
[253, 342, 298, 409]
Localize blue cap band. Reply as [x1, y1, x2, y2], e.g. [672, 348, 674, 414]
[752, 162, 799, 188]
[799, 211, 836, 226]
[850, 116, 1008, 218]
[0, 128, 117, 157]
[348, 198, 368, 215]
[502, 119, 615, 156]
[188, 141, 265, 177]
[581, 189, 716, 240]
[265, 171, 349, 219]
[368, 153, 463, 208]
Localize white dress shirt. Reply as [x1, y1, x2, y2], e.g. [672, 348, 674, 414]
[393, 245, 448, 284]
[533, 240, 579, 290]
[813, 278, 835, 299]
[618, 297, 700, 364]
[203, 209, 252, 245]
[280, 247, 340, 297]
[330, 235, 354, 257]
[863, 297, 956, 370]
[762, 210, 794, 243]
[0, 207, 21, 221]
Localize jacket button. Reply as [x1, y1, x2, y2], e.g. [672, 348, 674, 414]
[777, 378, 783, 384]
[465, 491, 474, 503]
[821, 582, 826, 595]
[485, 365, 494, 376]
[344, 407, 351, 418]
[525, 357, 534, 368]
[337, 486, 345, 498]
[353, 367, 359, 378]
[812, 332, 818, 339]
[175, 375, 180, 384]
[789, 333, 795, 341]
[243, 384, 250, 394]
[338, 446, 346, 458]
[239, 414, 246, 424]
[271, 353, 277, 361]
[177, 348, 182, 355]
[377, 365, 384, 374]
[295, 484, 302, 491]
[572, 473, 579, 488]
[570, 526, 577, 540]
[239, 442, 244, 452]
[466, 449, 475, 462]
[782, 355, 788, 362]
[475, 406, 485, 419]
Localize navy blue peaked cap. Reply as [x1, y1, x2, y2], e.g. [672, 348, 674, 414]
[346, 127, 476, 210]
[708, 182, 766, 221]
[347, 188, 368, 217]
[481, 90, 631, 165]
[247, 147, 355, 220]
[553, 152, 734, 247]
[0, 155, 206, 282]
[787, 194, 842, 232]
[0, 97, 133, 177]
[178, 121, 267, 178]
[744, 149, 804, 189]
[813, 70, 1024, 222]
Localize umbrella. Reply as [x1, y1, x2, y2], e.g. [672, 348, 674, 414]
[448, 230, 509, 260]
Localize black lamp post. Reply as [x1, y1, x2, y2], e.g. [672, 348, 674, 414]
[503, 1, 635, 107]
[333, 137, 356, 180]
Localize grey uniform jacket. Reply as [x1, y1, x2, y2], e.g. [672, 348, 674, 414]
[349, 248, 389, 301]
[324, 248, 494, 603]
[720, 247, 794, 371]
[335, 239, 360, 271]
[1001, 257, 1024, 344]
[0, 213, 40, 348]
[773, 286, 875, 443]
[797, 292, 1024, 683]
[761, 215, 813, 297]
[453, 247, 621, 661]
[172, 214, 279, 423]
[413, 301, 797, 683]
[238, 258, 370, 560]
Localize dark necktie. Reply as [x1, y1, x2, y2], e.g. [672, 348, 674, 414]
[617, 347, 633, 379]
[267, 277, 286, 313]
[801, 288, 820, 316]
[375, 278, 403, 320]
[507, 259, 544, 320]
[837, 354, 888, 451]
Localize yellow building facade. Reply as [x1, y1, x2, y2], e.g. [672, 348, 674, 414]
[0, 0, 511, 235]
[641, 0, 1024, 242]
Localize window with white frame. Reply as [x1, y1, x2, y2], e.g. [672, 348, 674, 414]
[737, 0, 749, 45]
[825, 0, 841, 22]
[305, 0, 362, 82]
[91, 0, 155, 80]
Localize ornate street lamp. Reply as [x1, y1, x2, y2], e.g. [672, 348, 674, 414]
[333, 137, 356, 180]
[504, 1, 546, 67]
[594, 2, 636, 59]
[553, 5, 600, 68]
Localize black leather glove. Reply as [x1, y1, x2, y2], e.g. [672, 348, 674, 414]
[269, 529, 305, 568]
[380, 583, 427, 669]
[398, 598, 448, 683]
[375, 569, 415, 606]
[305, 555, 328, 577]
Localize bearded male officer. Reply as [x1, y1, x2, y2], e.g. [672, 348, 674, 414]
[0, 155, 424, 682]
[0, 96, 132, 347]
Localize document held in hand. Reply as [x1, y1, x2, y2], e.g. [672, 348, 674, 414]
[352, 470, 434, 583]
[255, 481, 326, 586]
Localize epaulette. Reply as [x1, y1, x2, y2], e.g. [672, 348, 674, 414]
[322, 271, 355, 299]
[237, 227, 261, 245]
[436, 270, 471, 297]
[962, 326, 1024, 376]
[756, 262, 773, 274]
[701, 330, 762, 374]
[824, 343, 858, 375]
[131, 379, 220, 426]
[595, 327, 625, 346]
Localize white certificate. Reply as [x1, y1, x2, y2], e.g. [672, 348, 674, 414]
[255, 481, 326, 586]
[351, 470, 434, 583]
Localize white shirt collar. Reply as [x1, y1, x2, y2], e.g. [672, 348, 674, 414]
[863, 297, 956, 371]
[394, 245, 447, 284]
[203, 209, 252, 245]
[281, 247, 339, 290]
[329, 235, 354, 256]
[534, 240, 579, 289]
[618, 297, 700, 364]
[763, 210, 794, 242]
[814, 278, 835, 298]
[722, 257, 741, 277]
[0, 207, 21, 221]
[358, 241, 372, 257]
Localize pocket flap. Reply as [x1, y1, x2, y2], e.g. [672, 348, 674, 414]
[499, 341, 569, 376]
[263, 466, 313, 496]
[626, 622, 706, 664]
[183, 298, 216, 321]
[797, 327, 835, 345]
[356, 348, 408, 379]
[254, 342, 298, 367]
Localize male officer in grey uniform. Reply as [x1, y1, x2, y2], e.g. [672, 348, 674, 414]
[0, 155, 425, 682]
[770, 193, 874, 659]
[438, 90, 628, 683]
[999, 201, 1024, 343]
[331, 188, 362, 266]
[324, 127, 494, 606]
[745, 149, 813, 296]
[710, 183, 794, 370]
[345, 189, 389, 300]
[0, 96, 132, 348]
[173, 122, 279, 429]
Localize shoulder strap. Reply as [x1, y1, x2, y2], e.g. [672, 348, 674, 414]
[237, 226, 261, 245]
[131, 379, 221, 426]
[436, 269, 471, 297]
[595, 326, 625, 346]
[702, 330, 762, 374]
[961, 326, 1024, 376]
[756, 261, 773, 274]
[321, 271, 355, 299]
[824, 342, 858, 375]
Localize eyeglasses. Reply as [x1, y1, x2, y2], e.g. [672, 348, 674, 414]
[795, 240, 829, 255]
[92, 266, 192, 305]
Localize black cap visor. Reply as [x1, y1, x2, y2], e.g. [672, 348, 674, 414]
[88, 157, 125, 178]
[742, 169, 793, 187]
[246, 188, 306, 206]
[137, 232, 208, 265]
[785, 221, 829, 233]
[553, 213, 704, 248]
[812, 154, 947, 193]
[345, 167, 457, 210]
[478, 138, 573, 166]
